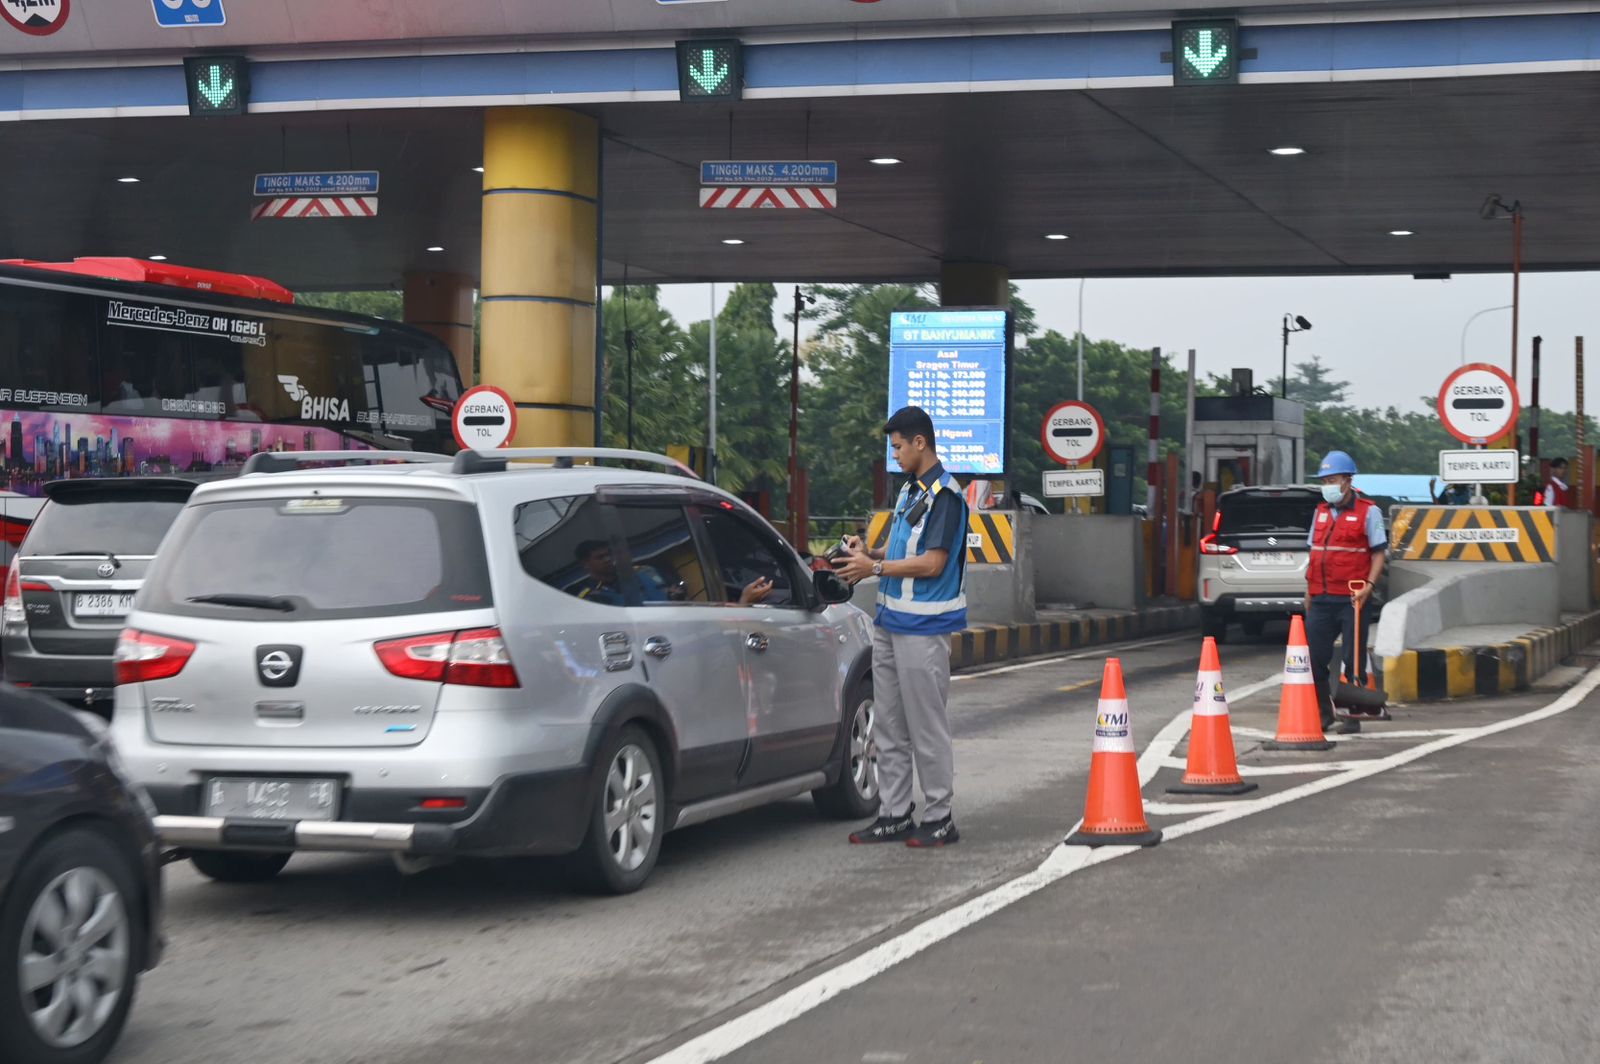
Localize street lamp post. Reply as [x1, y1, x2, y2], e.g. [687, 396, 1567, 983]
[1281, 314, 1311, 397]
[1459, 305, 1512, 366]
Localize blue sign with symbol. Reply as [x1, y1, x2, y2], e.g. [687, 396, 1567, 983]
[254, 171, 380, 196]
[153, 0, 225, 28]
[888, 310, 1010, 476]
[700, 161, 837, 186]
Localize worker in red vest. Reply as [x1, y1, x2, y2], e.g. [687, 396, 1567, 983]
[1544, 457, 1575, 509]
[1304, 450, 1387, 734]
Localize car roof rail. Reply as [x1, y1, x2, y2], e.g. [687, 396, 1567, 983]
[450, 448, 701, 479]
[240, 451, 452, 476]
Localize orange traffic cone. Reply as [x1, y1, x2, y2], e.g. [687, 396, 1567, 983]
[1263, 615, 1335, 751]
[1167, 637, 1258, 796]
[1066, 658, 1162, 847]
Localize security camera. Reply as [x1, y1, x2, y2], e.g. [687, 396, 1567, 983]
[1480, 194, 1504, 221]
[1294, 315, 1312, 330]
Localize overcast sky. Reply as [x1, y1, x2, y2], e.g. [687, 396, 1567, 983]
[655, 272, 1598, 416]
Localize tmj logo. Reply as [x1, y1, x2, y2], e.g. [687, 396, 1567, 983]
[278, 375, 350, 421]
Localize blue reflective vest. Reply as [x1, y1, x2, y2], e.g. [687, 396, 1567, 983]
[876, 470, 968, 635]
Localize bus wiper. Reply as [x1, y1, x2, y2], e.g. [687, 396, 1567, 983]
[187, 593, 297, 612]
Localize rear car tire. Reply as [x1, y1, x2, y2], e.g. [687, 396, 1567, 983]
[813, 680, 880, 820]
[1201, 609, 1228, 642]
[188, 850, 291, 884]
[565, 725, 664, 895]
[0, 828, 143, 1064]
[1241, 617, 1266, 638]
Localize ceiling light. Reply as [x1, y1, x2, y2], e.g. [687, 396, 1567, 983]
[426, 246, 445, 252]
[1044, 233, 1069, 241]
[148, 254, 168, 261]
[1389, 229, 1414, 236]
[721, 238, 745, 245]
[472, 166, 484, 173]
[1268, 147, 1305, 156]
[868, 157, 901, 166]
[116, 176, 141, 183]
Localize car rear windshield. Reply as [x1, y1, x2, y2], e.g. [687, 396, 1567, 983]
[24, 495, 189, 557]
[139, 497, 492, 620]
[1217, 494, 1318, 537]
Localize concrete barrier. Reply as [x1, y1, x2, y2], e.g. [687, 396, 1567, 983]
[1381, 610, 1600, 702]
[1029, 513, 1146, 610]
[1373, 561, 1559, 662]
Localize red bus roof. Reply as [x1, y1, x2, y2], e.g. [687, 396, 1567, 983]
[0, 257, 295, 304]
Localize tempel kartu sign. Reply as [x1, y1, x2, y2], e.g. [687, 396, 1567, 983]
[887, 310, 1009, 476]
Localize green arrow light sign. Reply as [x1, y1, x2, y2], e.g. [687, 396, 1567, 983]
[183, 55, 249, 116]
[1172, 19, 1240, 86]
[676, 39, 742, 101]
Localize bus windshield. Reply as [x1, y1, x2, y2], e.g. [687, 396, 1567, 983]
[0, 262, 463, 494]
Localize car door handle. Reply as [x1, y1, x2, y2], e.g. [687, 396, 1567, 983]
[746, 633, 770, 652]
[644, 637, 672, 660]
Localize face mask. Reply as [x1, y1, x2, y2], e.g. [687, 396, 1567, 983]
[1321, 483, 1345, 504]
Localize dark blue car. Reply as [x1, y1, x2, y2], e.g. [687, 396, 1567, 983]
[0, 687, 163, 1064]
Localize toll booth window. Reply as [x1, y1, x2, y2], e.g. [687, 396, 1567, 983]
[513, 495, 627, 606]
[0, 286, 95, 413]
[697, 508, 796, 607]
[612, 503, 714, 606]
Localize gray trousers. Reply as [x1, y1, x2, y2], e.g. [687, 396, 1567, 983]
[871, 625, 955, 822]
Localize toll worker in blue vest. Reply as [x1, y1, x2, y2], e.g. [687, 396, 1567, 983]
[835, 406, 968, 848]
[1305, 450, 1387, 734]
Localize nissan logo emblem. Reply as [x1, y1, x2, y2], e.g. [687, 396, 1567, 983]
[96, 562, 116, 578]
[259, 651, 295, 682]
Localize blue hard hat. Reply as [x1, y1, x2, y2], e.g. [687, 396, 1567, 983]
[1317, 450, 1358, 477]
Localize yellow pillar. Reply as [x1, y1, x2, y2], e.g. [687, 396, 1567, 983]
[402, 271, 475, 385]
[939, 262, 1009, 307]
[480, 107, 599, 447]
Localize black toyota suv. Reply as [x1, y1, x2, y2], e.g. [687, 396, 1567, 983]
[2, 479, 196, 715]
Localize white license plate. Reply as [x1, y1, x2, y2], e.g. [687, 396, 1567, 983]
[1248, 551, 1299, 568]
[204, 777, 339, 821]
[73, 592, 136, 617]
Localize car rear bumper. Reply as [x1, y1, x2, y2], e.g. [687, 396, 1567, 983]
[1204, 594, 1305, 614]
[145, 767, 593, 858]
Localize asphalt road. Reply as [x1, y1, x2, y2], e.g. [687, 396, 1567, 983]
[112, 625, 1600, 1064]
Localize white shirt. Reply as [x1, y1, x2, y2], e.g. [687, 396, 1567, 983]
[1545, 476, 1568, 508]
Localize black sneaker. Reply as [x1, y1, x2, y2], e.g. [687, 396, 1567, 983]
[849, 807, 915, 845]
[1331, 719, 1361, 735]
[905, 817, 960, 849]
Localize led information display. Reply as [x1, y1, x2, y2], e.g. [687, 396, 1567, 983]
[1172, 19, 1239, 86]
[887, 310, 1009, 476]
[184, 55, 249, 116]
[675, 39, 742, 101]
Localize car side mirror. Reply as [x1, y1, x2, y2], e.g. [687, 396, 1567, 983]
[813, 569, 854, 606]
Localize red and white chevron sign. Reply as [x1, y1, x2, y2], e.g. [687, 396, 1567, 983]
[251, 196, 379, 220]
[699, 186, 838, 209]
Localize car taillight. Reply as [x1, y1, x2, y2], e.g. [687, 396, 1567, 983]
[374, 627, 520, 688]
[1199, 534, 1238, 555]
[2, 566, 23, 636]
[115, 629, 197, 684]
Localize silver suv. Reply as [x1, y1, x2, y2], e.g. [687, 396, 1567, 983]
[110, 449, 877, 894]
[1198, 485, 1320, 640]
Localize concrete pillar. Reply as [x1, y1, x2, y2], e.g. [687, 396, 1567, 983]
[479, 107, 599, 447]
[939, 262, 1009, 307]
[402, 271, 475, 385]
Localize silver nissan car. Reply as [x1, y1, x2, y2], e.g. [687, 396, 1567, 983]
[109, 449, 877, 894]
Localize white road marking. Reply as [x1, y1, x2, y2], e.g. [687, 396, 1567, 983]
[952, 633, 1195, 681]
[638, 665, 1600, 1064]
[1157, 756, 1359, 776]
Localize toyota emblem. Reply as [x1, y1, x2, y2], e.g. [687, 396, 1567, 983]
[259, 651, 294, 682]
[96, 562, 116, 578]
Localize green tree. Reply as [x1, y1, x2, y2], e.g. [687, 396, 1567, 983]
[295, 290, 403, 319]
[600, 285, 703, 453]
[1268, 355, 1349, 409]
[683, 283, 789, 493]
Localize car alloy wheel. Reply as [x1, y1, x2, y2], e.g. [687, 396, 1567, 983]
[19, 865, 130, 1049]
[849, 696, 880, 804]
[603, 743, 658, 873]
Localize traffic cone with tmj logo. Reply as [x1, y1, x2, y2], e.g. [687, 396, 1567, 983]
[1066, 658, 1162, 848]
[1264, 616, 1336, 752]
[1167, 637, 1258, 796]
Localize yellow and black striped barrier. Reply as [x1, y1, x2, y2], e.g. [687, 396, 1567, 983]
[1388, 505, 1557, 563]
[1381, 609, 1600, 702]
[866, 509, 1017, 565]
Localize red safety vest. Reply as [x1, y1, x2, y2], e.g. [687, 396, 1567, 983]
[1546, 478, 1575, 509]
[1308, 495, 1378, 597]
